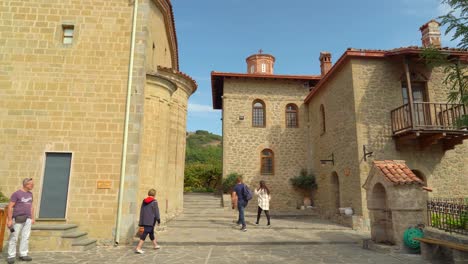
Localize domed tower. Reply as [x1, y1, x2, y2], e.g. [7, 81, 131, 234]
[246, 49, 275, 74]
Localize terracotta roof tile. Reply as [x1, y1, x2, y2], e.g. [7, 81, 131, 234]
[373, 160, 424, 185]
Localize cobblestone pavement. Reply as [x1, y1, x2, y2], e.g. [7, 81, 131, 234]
[1, 194, 429, 264]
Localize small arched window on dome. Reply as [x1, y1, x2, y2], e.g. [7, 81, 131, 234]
[252, 100, 266, 127]
[250, 65, 255, 73]
[286, 104, 298, 128]
[260, 149, 274, 175]
[261, 63, 266, 73]
[320, 104, 326, 134]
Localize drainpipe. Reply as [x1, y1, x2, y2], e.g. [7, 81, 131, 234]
[115, 0, 139, 245]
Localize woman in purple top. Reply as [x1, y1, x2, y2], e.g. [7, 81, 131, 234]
[233, 177, 247, 232]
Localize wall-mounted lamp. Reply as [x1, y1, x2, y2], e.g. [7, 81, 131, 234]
[320, 153, 334, 166]
[239, 115, 244, 120]
[363, 145, 373, 161]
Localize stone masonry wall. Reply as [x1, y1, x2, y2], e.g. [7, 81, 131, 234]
[0, 0, 133, 243]
[223, 78, 310, 210]
[0, 0, 191, 246]
[352, 58, 468, 201]
[306, 62, 363, 218]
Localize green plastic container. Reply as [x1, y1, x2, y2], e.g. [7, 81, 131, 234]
[403, 227, 423, 249]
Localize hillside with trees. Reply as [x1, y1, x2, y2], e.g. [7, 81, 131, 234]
[184, 130, 222, 192]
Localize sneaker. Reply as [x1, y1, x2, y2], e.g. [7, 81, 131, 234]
[135, 249, 144, 254]
[19, 256, 32, 261]
[267, 223, 271, 226]
[254, 222, 259, 225]
[240, 226, 247, 232]
[7, 258, 15, 264]
[154, 245, 161, 250]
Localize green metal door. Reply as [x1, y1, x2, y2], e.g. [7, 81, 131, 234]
[39, 153, 72, 219]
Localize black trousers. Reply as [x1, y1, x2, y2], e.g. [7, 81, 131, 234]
[140, 225, 155, 241]
[256, 206, 271, 224]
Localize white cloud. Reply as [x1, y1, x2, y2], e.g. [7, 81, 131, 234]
[188, 103, 215, 113]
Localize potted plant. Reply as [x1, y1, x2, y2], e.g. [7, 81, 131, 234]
[290, 169, 318, 208]
[221, 172, 241, 208]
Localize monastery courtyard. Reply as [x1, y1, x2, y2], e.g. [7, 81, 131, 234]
[5, 193, 429, 264]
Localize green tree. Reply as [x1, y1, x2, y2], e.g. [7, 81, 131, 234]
[184, 130, 222, 192]
[421, 0, 468, 126]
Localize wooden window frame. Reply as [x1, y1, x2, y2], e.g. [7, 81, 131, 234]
[252, 99, 266, 127]
[260, 149, 274, 175]
[320, 104, 326, 135]
[285, 103, 299, 128]
[62, 25, 74, 44]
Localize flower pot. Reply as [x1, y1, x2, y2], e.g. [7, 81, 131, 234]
[344, 207, 353, 216]
[303, 197, 312, 207]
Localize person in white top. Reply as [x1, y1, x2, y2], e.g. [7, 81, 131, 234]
[254, 180, 271, 226]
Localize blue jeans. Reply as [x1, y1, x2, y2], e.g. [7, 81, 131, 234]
[237, 201, 246, 227]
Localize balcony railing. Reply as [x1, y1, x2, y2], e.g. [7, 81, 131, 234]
[391, 102, 467, 134]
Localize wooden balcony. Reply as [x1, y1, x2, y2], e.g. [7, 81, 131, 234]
[391, 102, 468, 150]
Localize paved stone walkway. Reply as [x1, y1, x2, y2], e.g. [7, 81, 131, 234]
[2, 193, 429, 264]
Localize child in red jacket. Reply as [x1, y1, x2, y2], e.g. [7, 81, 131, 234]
[135, 189, 161, 254]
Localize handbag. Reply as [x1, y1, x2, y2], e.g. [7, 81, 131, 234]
[15, 215, 28, 223]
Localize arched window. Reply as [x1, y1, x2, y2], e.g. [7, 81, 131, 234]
[252, 100, 265, 127]
[320, 104, 326, 134]
[286, 104, 298, 128]
[261, 149, 274, 174]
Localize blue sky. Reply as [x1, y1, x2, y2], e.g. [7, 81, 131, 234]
[172, 0, 458, 136]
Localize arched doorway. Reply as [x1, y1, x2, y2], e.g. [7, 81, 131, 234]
[370, 183, 394, 245]
[330, 172, 340, 213]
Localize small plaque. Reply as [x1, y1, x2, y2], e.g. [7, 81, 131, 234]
[97, 180, 112, 189]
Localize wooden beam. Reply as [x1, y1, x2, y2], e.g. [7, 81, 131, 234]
[403, 58, 415, 130]
[443, 136, 465, 151]
[419, 133, 444, 149]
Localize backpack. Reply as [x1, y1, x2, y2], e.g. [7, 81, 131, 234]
[243, 185, 253, 201]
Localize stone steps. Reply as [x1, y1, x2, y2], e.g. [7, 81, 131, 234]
[30, 223, 97, 251]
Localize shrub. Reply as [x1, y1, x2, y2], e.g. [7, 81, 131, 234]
[222, 173, 241, 194]
[0, 191, 9, 203]
[290, 169, 318, 192]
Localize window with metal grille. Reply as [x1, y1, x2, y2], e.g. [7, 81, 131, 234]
[252, 100, 265, 127]
[261, 149, 274, 174]
[286, 103, 298, 128]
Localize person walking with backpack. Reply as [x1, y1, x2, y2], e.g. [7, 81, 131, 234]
[254, 180, 271, 226]
[232, 176, 251, 232]
[135, 189, 161, 254]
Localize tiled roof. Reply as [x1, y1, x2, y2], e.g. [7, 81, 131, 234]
[304, 46, 468, 103]
[157, 66, 198, 92]
[373, 160, 424, 185]
[211, 71, 321, 109]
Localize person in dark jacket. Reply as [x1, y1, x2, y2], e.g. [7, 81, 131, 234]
[135, 189, 161, 254]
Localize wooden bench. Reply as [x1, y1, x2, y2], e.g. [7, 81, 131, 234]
[415, 237, 468, 252]
[415, 237, 468, 263]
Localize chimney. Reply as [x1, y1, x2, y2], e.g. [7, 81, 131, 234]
[420, 20, 441, 48]
[246, 50, 275, 74]
[319, 52, 332, 77]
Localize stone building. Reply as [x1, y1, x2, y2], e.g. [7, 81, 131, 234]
[212, 52, 320, 209]
[0, 0, 196, 249]
[212, 20, 468, 227]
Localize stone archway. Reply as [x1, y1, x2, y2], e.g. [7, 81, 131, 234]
[369, 183, 394, 244]
[330, 172, 340, 213]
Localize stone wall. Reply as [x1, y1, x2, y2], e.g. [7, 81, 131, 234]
[351, 58, 468, 199]
[307, 57, 468, 228]
[222, 78, 310, 209]
[0, 0, 193, 246]
[306, 62, 363, 218]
